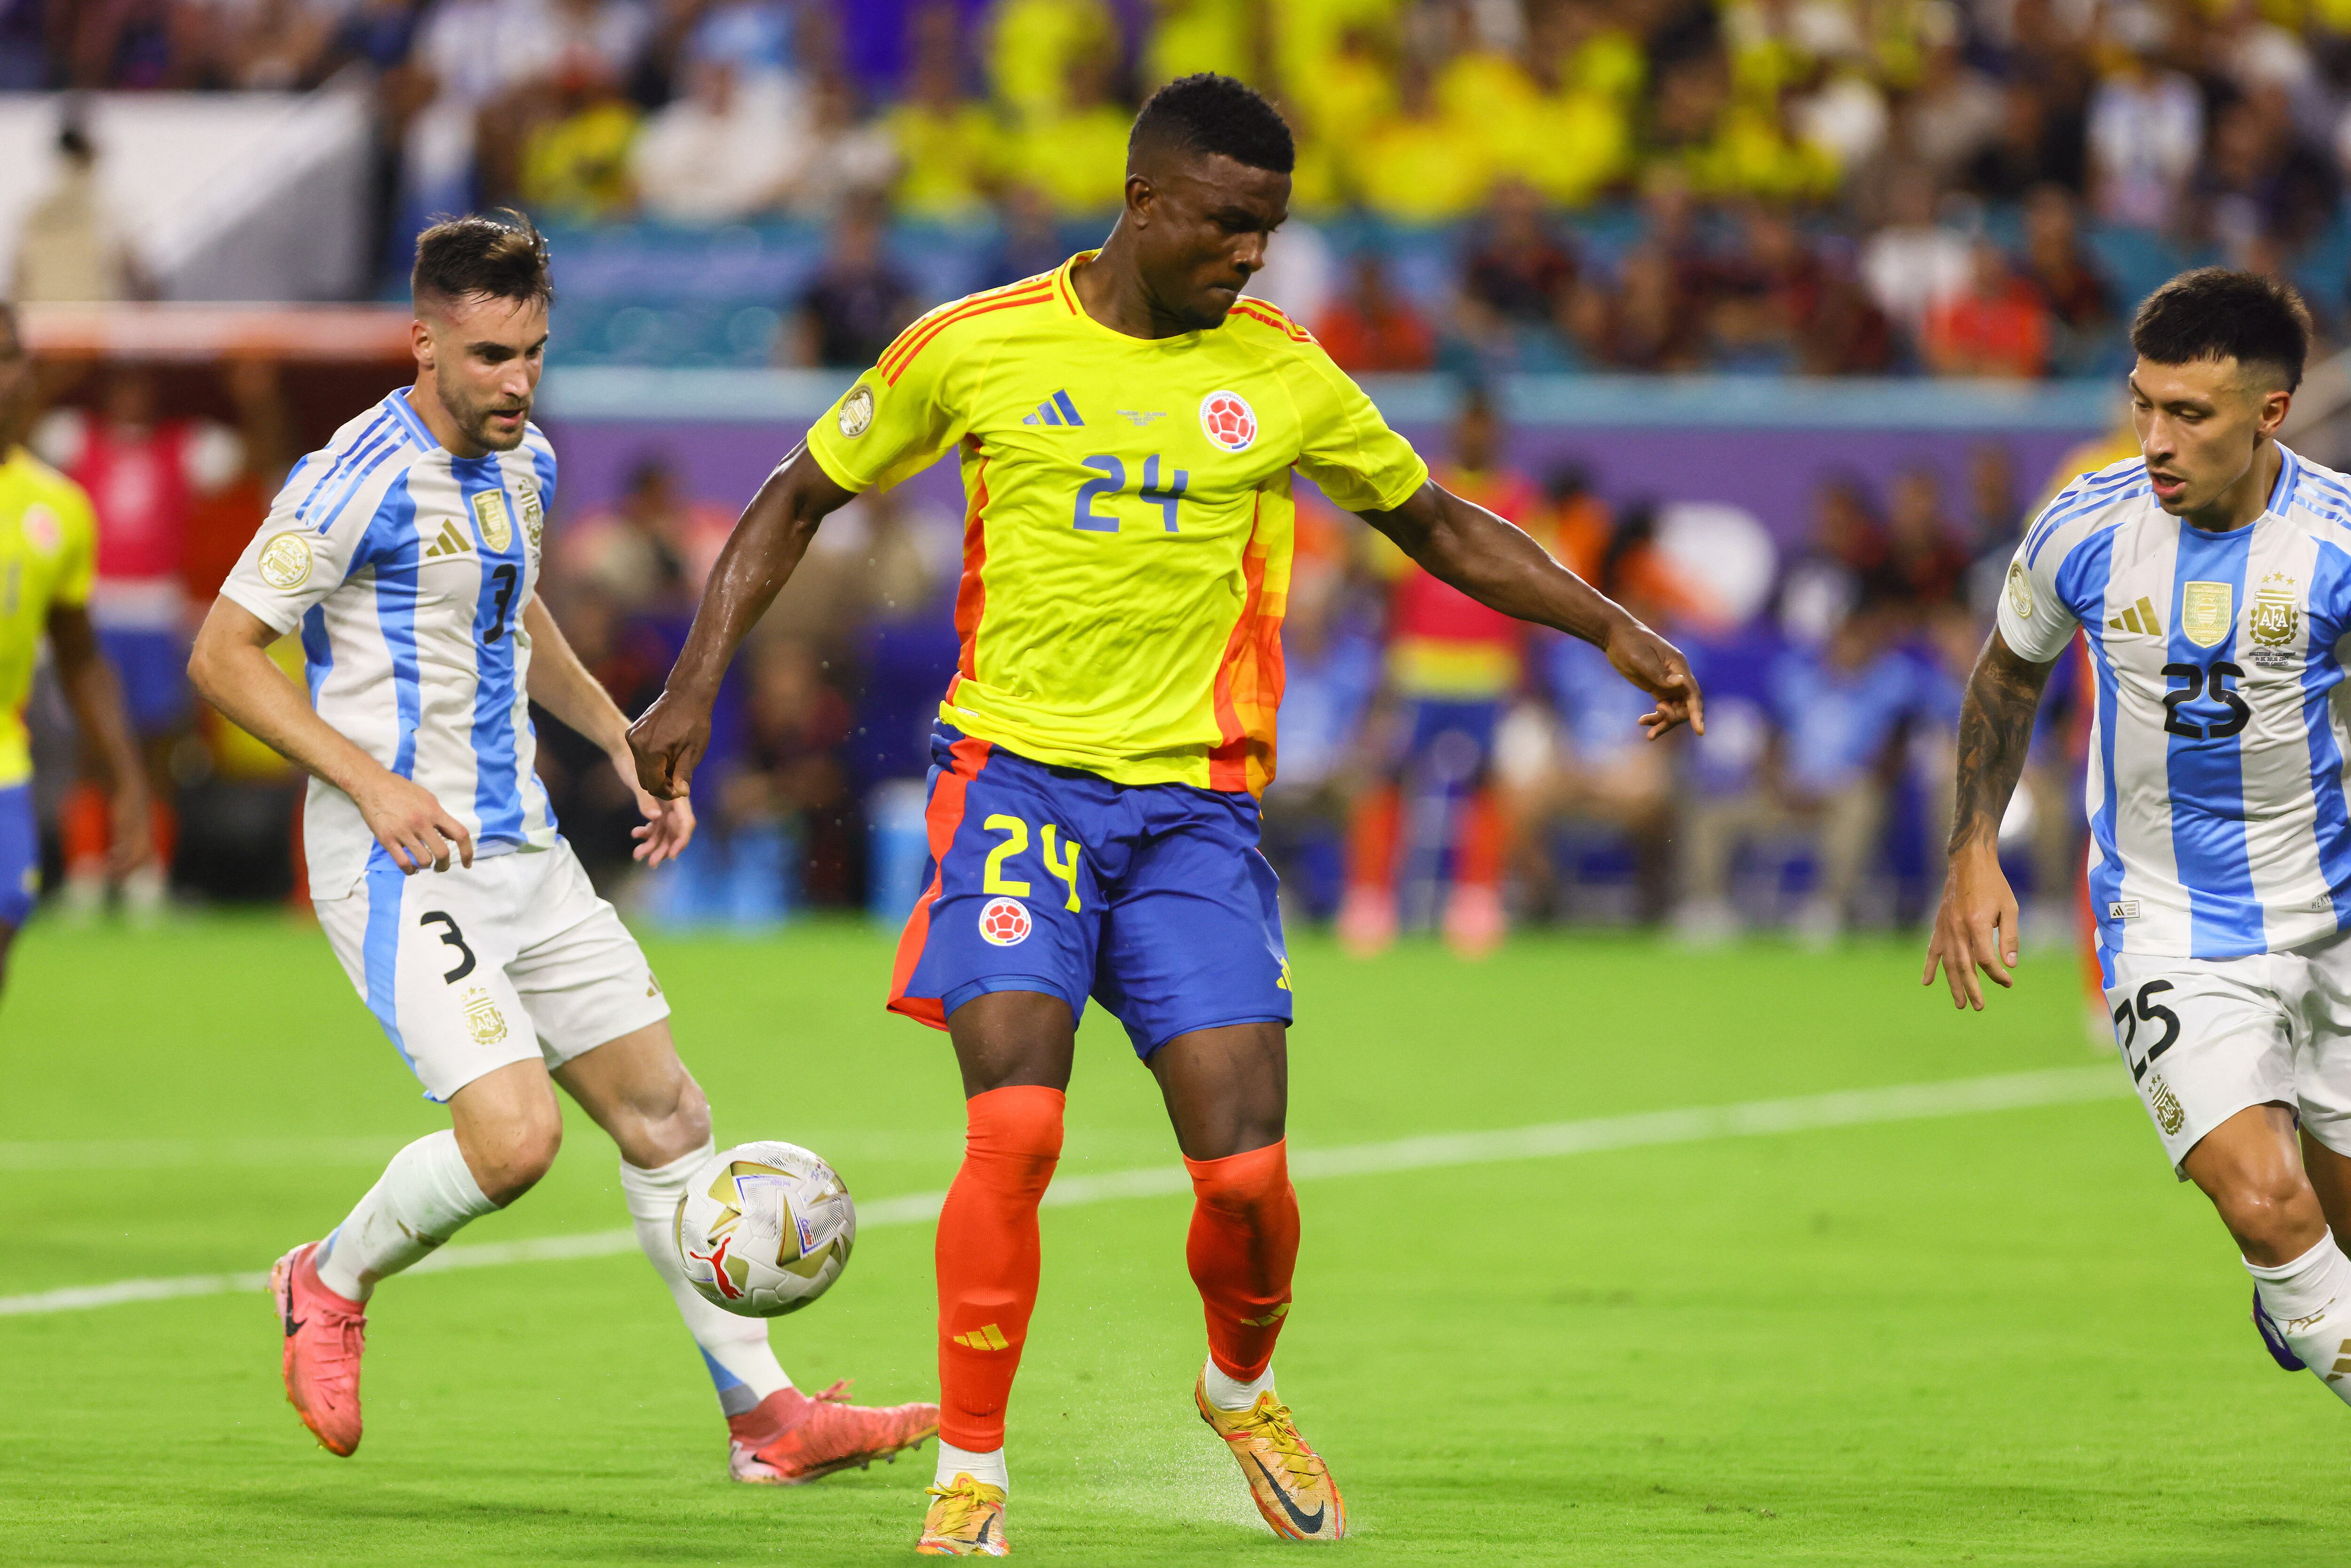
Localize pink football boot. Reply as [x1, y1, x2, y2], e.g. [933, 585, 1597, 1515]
[727, 1381, 939, 1484]
[269, 1242, 367, 1456]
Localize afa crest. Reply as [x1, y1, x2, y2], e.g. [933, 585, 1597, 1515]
[514, 481, 545, 550]
[2251, 572, 2299, 649]
[462, 986, 508, 1046]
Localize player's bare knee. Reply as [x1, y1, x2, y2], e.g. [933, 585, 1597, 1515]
[2213, 1173, 2325, 1260]
[467, 1111, 562, 1206]
[638, 1069, 711, 1167]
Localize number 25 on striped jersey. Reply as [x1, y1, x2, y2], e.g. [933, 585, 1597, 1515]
[1073, 455, 1188, 534]
[982, 813, 1083, 910]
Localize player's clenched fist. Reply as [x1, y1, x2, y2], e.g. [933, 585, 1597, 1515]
[1602, 619, 1706, 740]
[627, 692, 709, 801]
[351, 772, 474, 875]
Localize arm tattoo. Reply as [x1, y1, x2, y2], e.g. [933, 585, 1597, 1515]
[1949, 632, 2056, 855]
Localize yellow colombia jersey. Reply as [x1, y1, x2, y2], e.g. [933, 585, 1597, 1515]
[805, 252, 1428, 795]
[0, 447, 96, 788]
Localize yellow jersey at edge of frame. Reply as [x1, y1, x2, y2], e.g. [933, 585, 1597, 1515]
[0, 447, 97, 788]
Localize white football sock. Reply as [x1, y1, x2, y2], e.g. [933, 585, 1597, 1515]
[1202, 1356, 1276, 1412]
[935, 1441, 1009, 1493]
[2248, 1233, 2351, 1407]
[620, 1141, 794, 1418]
[314, 1130, 497, 1301]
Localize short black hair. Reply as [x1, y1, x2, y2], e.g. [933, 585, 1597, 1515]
[412, 209, 554, 310]
[1128, 73, 1294, 175]
[2130, 267, 2311, 392]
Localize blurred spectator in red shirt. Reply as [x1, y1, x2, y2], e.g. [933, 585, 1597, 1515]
[1316, 253, 1437, 373]
[1923, 242, 2051, 379]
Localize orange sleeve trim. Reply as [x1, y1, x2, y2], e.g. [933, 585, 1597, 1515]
[882, 286, 1056, 386]
[1229, 300, 1314, 343]
[877, 276, 1056, 380]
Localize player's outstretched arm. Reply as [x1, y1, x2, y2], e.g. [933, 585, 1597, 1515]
[1358, 480, 1704, 738]
[44, 604, 150, 874]
[187, 597, 474, 874]
[627, 443, 857, 798]
[519, 599, 694, 866]
[1923, 628, 2056, 1011]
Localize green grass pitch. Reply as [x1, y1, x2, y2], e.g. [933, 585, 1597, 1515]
[3, 915, 2348, 1565]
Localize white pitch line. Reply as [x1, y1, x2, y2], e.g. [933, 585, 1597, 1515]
[0, 1065, 2127, 1320]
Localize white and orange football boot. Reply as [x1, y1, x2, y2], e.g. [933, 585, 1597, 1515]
[727, 1380, 939, 1484]
[1196, 1376, 1346, 1541]
[269, 1241, 367, 1456]
[917, 1473, 1009, 1556]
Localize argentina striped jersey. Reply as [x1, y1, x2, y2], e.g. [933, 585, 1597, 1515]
[1998, 444, 2351, 960]
[219, 390, 556, 900]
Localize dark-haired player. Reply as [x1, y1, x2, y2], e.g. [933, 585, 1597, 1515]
[630, 79, 1701, 1552]
[189, 213, 935, 1477]
[1929, 268, 2351, 1411]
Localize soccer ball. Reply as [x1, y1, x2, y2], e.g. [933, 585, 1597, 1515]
[673, 1141, 856, 1317]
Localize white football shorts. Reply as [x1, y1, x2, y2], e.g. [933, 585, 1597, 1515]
[2103, 927, 2351, 1175]
[316, 839, 670, 1102]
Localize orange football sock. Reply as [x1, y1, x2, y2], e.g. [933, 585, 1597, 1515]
[1344, 785, 1401, 895]
[935, 1084, 1064, 1450]
[62, 782, 109, 875]
[1184, 1140, 1299, 1383]
[148, 797, 177, 869]
[1456, 786, 1504, 890]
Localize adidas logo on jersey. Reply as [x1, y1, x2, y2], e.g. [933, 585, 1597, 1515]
[423, 521, 473, 559]
[2106, 596, 2163, 636]
[1021, 390, 1085, 426]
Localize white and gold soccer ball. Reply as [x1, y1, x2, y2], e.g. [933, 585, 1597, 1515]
[673, 1141, 856, 1317]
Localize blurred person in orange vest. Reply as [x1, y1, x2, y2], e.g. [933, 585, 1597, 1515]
[1340, 386, 1538, 958]
[35, 364, 245, 921]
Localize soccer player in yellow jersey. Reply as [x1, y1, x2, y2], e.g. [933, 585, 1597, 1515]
[631, 75, 1703, 1554]
[0, 301, 147, 1001]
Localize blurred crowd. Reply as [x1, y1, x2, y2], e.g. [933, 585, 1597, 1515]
[24, 0, 2351, 374]
[18, 349, 2092, 945]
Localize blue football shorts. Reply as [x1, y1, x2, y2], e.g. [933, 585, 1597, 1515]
[888, 727, 1293, 1056]
[0, 783, 35, 927]
[95, 627, 193, 737]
